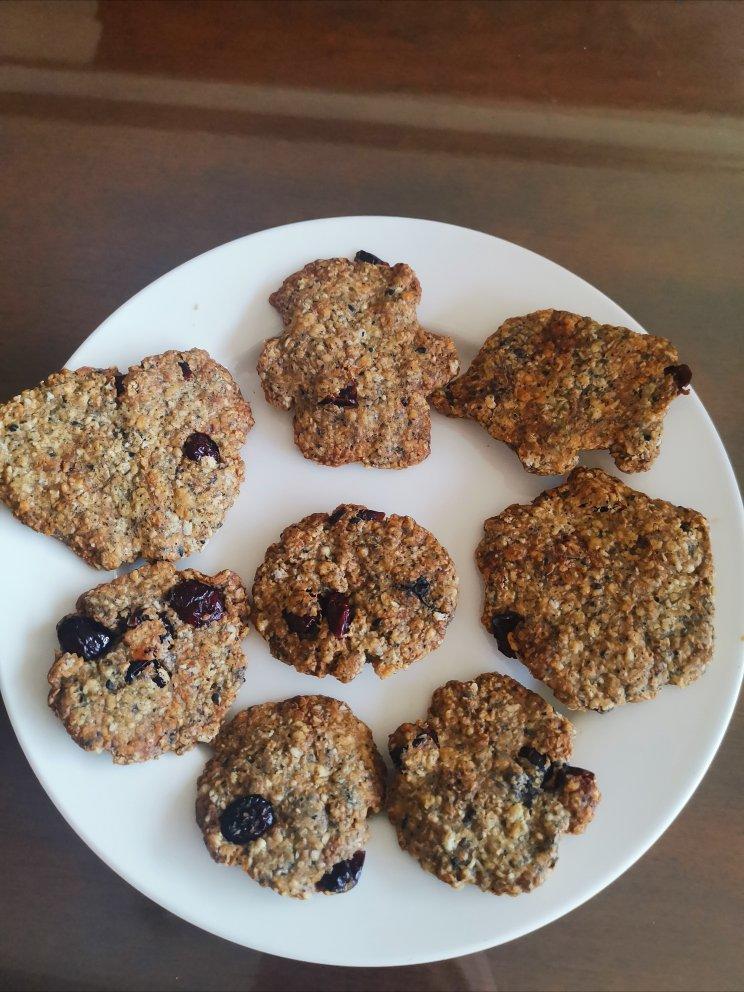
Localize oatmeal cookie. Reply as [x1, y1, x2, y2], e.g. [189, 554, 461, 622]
[251, 504, 458, 681]
[387, 672, 599, 894]
[477, 467, 714, 710]
[257, 251, 459, 467]
[48, 561, 249, 763]
[196, 695, 386, 898]
[0, 349, 253, 568]
[432, 309, 690, 474]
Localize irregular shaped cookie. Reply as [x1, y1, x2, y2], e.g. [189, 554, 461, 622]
[48, 562, 249, 763]
[257, 251, 459, 467]
[432, 309, 691, 474]
[477, 467, 714, 711]
[387, 672, 599, 895]
[252, 504, 458, 681]
[196, 695, 386, 898]
[0, 349, 253, 568]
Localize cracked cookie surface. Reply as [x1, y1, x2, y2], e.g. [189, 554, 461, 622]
[48, 561, 249, 763]
[477, 467, 714, 710]
[432, 309, 689, 475]
[257, 253, 459, 467]
[196, 695, 386, 898]
[251, 504, 458, 681]
[0, 349, 253, 568]
[387, 672, 599, 895]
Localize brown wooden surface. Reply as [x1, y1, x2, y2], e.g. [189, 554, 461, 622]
[0, 3, 742, 990]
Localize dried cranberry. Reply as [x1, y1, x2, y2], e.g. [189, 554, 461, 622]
[56, 614, 115, 661]
[319, 590, 353, 637]
[316, 850, 365, 893]
[351, 508, 385, 522]
[518, 746, 549, 770]
[319, 384, 358, 408]
[125, 660, 151, 684]
[354, 250, 385, 265]
[664, 363, 692, 394]
[183, 431, 220, 462]
[114, 373, 126, 397]
[178, 360, 193, 380]
[167, 580, 224, 627]
[542, 762, 595, 791]
[283, 610, 320, 640]
[327, 506, 347, 525]
[219, 795, 275, 844]
[491, 611, 523, 658]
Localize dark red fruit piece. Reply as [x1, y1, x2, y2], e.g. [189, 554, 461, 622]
[125, 660, 151, 684]
[491, 611, 523, 658]
[114, 373, 126, 396]
[167, 580, 225, 627]
[57, 614, 115, 661]
[158, 611, 175, 641]
[664, 363, 692, 394]
[327, 506, 347, 525]
[219, 795, 275, 844]
[354, 250, 385, 265]
[283, 610, 321, 640]
[542, 762, 595, 791]
[178, 360, 193, 380]
[391, 728, 438, 769]
[518, 745, 549, 770]
[126, 608, 147, 628]
[319, 590, 353, 637]
[183, 431, 220, 462]
[316, 850, 366, 893]
[319, 384, 358, 408]
[351, 508, 385, 522]
[399, 576, 432, 607]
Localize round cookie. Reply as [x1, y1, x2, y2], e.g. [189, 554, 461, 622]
[257, 252, 460, 468]
[196, 695, 386, 898]
[251, 504, 458, 681]
[476, 466, 715, 711]
[48, 562, 249, 763]
[432, 309, 689, 475]
[386, 672, 599, 895]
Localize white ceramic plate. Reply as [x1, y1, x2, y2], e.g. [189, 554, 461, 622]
[1, 217, 742, 967]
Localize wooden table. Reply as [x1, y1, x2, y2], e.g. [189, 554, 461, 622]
[1, 3, 742, 989]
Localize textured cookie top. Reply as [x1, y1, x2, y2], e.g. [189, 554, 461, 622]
[386, 672, 599, 895]
[257, 253, 459, 467]
[477, 467, 714, 711]
[0, 349, 253, 568]
[251, 503, 458, 682]
[196, 695, 386, 898]
[432, 309, 689, 475]
[48, 562, 249, 764]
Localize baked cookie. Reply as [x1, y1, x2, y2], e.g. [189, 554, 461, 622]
[196, 695, 386, 898]
[48, 562, 249, 763]
[257, 251, 459, 467]
[387, 672, 599, 895]
[0, 349, 253, 568]
[251, 504, 458, 681]
[477, 467, 714, 711]
[432, 309, 691, 475]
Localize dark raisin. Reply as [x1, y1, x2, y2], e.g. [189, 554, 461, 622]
[167, 580, 225, 627]
[351, 508, 385, 522]
[327, 506, 347, 525]
[283, 610, 320, 640]
[401, 397, 409, 406]
[398, 576, 432, 608]
[158, 612, 175, 641]
[319, 384, 358, 408]
[183, 431, 220, 462]
[664, 363, 692, 394]
[491, 611, 523, 658]
[319, 590, 353, 637]
[391, 728, 438, 769]
[354, 250, 385, 265]
[518, 745, 549, 769]
[114, 373, 126, 396]
[125, 660, 151, 684]
[316, 850, 365, 893]
[56, 614, 115, 661]
[8, 423, 19, 432]
[415, 346, 427, 354]
[211, 691, 221, 705]
[543, 762, 594, 791]
[680, 521, 692, 533]
[462, 804, 476, 826]
[219, 795, 275, 844]
[178, 360, 193, 380]
[105, 679, 116, 692]
[126, 607, 147, 628]
[390, 745, 406, 769]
